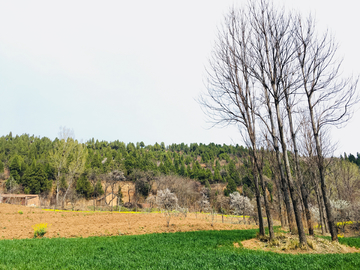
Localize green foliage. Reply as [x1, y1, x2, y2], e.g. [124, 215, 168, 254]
[22, 162, 52, 194]
[338, 236, 360, 248]
[5, 176, 18, 192]
[9, 155, 22, 182]
[93, 180, 104, 197]
[224, 177, 237, 196]
[228, 159, 241, 186]
[0, 133, 257, 192]
[76, 174, 94, 199]
[0, 160, 4, 173]
[0, 231, 359, 269]
[213, 169, 222, 182]
[135, 178, 151, 197]
[242, 184, 254, 200]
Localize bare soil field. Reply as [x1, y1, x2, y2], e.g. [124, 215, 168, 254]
[0, 203, 257, 240]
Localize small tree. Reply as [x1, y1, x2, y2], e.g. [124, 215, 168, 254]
[230, 192, 254, 224]
[331, 199, 351, 235]
[198, 192, 210, 213]
[156, 188, 178, 227]
[224, 178, 237, 196]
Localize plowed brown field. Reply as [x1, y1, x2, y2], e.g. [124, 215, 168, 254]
[0, 203, 257, 239]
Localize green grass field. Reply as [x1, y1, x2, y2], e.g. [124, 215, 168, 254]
[0, 230, 359, 269]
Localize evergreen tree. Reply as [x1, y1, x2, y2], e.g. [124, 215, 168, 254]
[224, 177, 237, 196]
[228, 159, 241, 186]
[186, 164, 192, 177]
[23, 161, 51, 194]
[0, 160, 4, 173]
[93, 180, 104, 197]
[9, 155, 22, 182]
[76, 174, 93, 199]
[159, 161, 168, 175]
[204, 179, 211, 190]
[213, 169, 222, 182]
[179, 162, 187, 177]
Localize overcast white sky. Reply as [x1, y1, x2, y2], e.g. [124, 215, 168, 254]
[0, 0, 358, 156]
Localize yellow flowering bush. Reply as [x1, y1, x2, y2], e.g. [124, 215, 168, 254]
[32, 223, 49, 238]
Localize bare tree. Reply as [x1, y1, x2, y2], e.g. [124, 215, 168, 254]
[88, 169, 100, 211]
[295, 14, 359, 241]
[155, 175, 200, 209]
[328, 159, 360, 203]
[103, 170, 126, 210]
[201, 0, 358, 245]
[200, 5, 270, 238]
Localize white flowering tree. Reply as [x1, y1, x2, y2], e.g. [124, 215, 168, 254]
[156, 189, 178, 227]
[230, 192, 254, 223]
[198, 193, 211, 213]
[330, 199, 351, 234]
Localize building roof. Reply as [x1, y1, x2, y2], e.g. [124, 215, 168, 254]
[0, 194, 38, 198]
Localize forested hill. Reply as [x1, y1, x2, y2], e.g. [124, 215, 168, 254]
[0, 132, 255, 196]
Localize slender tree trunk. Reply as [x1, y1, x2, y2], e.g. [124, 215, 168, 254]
[314, 182, 325, 235]
[274, 174, 285, 228]
[55, 171, 60, 211]
[275, 100, 307, 246]
[251, 159, 265, 236]
[285, 94, 314, 235]
[319, 184, 329, 233]
[308, 101, 338, 242]
[259, 173, 274, 240]
[253, 149, 274, 240]
[263, 88, 296, 232]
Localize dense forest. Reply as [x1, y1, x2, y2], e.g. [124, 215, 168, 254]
[1, 131, 359, 206]
[0, 132, 257, 198]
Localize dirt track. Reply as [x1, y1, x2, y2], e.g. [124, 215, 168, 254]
[0, 203, 257, 239]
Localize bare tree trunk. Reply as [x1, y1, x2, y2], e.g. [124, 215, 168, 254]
[55, 171, 60, 211]
[253, 150, 274, 240]
[308, 105, 338, 241]
[314, 182, 325, 235]
[275, 100, 307, 246]
[251, 156, 265, 237]
[259, 174, 274, 239]
[263, 88, 296, 232]
[274, 175, 285, 228]
[285, 92, 314, 235]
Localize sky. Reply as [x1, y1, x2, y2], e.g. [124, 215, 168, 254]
[0, 0, 358, 156]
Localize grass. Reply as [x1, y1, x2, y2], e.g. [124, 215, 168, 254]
[319, 235, 360, 249]
[0, 230, 359, 269]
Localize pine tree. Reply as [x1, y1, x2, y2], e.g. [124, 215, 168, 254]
[23, 161, 51, 194]
[76, 174, 93, 199]
[214, 169, 222, 182]
[0, 160, 4, 174]
[9, 155, 22, 182]
[179, 162, 187, 177]
[224, 177, 237, 196]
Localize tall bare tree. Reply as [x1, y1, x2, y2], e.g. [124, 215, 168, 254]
[295, 15, 359, 241]
[200, 5, 273, 238]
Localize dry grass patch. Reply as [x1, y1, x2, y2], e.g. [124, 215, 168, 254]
[240, 232, 360, 254]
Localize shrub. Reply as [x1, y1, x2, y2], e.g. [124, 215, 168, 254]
[32, 223, 49, 238]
